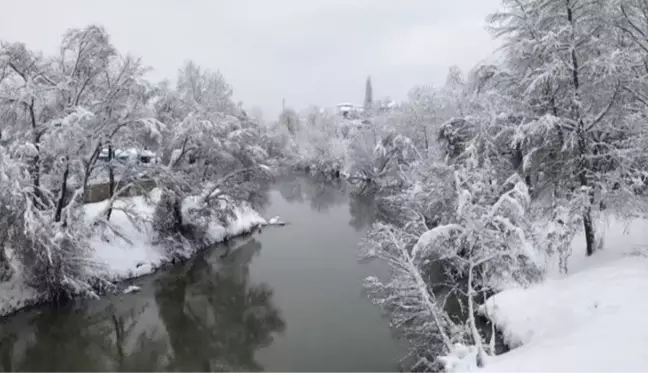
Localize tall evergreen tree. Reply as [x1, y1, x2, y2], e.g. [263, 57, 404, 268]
[364, 76, 373, 112]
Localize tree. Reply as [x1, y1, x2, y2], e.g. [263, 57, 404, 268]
[0, 25, 274, 303]
[277, 107, 300, 135]
[151, 65, 272, 252]
[363, 138, 544, 370]
[176, 60, 236, 116]
[360, 222, 457, 371]
[364, 75, 373, 113]
[488, 0, 648, 256]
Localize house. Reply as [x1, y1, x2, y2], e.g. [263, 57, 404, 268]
[98, 148, 158, 164]
[336, 103, 364, 119]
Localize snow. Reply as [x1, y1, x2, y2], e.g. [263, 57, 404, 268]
[85, 190, 267, 282]
[411, 224, 464, 259]
[84, 195, 163, 281]
[440, 343, 480, 373]
[0, 188, 271, 317]
[0, 276, 40, 317]
[267, 216, 287, 226]
[475, 217, 648, 372]
[223, 205, 266, 236]
[122, 285, 141, 294]
[0, 248, 42, 317]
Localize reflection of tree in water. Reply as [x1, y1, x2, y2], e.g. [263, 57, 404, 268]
[0, 238, 284, 372]
[17, 307, 112, 371]
[0, 331, 16, 372]
[348, 189, 378, 231]
[277, 174, 379, 230]
[0, 300, 169, 371]
[106, 304, 171, 371]
[155, 237, 285, 371]
[277, 174, 348, 213]
[276, 174, 305, 204]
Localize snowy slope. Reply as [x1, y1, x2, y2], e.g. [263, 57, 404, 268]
[478, 218, 648, 372]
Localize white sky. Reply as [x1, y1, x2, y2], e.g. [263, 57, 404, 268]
[0, 0, 501, 118]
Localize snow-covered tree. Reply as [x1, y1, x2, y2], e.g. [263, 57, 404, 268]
[150, 67, 272, 252]
[360, 222, 458, 371]
[0, 24, 277, 301]
[488, 0, 648, 256]
[176, 60, 237, 116]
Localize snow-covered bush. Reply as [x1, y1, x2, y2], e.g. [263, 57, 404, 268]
[0, 146, 98, 301]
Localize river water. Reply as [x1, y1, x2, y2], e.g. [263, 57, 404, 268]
[0, 175, 404, 371]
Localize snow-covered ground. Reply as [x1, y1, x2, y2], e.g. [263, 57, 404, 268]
[0, 275, 39, 317]
[0, 189, 272, 317]
[85, 190, 268, 282]
[475, 217, 648, 372]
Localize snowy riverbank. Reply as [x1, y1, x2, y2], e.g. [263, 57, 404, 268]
[474, 217, 648, 372]
[0, 189, 276, 318]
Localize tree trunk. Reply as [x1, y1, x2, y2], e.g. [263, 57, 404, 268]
[566, 0, 596, 257]
[582, 207, 596, 256]
[28, 101, 43, 209]
[173, 195, 184, 233]
[31, 134, 43, 208]
[106, 145, 115, 221]
[467, 260, 487, 368]
[54, 159, 70, 223]
[82, 142, 102, 203]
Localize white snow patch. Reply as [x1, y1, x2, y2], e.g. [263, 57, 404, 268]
[440, 343, 480, 373]
[87, 194, 267, 282]
[565, 216, 648, 274]
[267, 216, 286, 226]
[0, 276, 40, 317]
[411, 224, 464, 260]
[224, 204, 266, 237]
[479, 249, 648, 372]
[84, 194, 164, 281]
[122, 285, 141, 294]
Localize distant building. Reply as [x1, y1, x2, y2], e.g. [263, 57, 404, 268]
[98, 148, 158, 164]
[336, 103, 364, 119]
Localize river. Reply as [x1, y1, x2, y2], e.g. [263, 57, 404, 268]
[0, 175, 405, 371]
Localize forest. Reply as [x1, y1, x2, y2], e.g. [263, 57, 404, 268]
[2, 0, 648, 371]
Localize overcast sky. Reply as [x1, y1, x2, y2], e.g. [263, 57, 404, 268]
[0, 0, 501, 118]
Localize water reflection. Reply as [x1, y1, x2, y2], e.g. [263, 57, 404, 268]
[348, 190, 377, 232]
[0, 236, 285, 372]
[0, 175, 402, 372]
[156, 237, 285, 371]
[276, 174, 378, 231]
[276, 174, 348, 213]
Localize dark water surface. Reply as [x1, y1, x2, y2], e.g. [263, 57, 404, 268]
[0, 176, 404, 371]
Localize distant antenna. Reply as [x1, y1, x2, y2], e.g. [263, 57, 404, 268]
[282, 98, 286, 111]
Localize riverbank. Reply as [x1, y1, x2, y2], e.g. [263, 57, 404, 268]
[0, 175, 403, 371]
[0, 188, 275, 318]
[465, 218, 648, 372]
